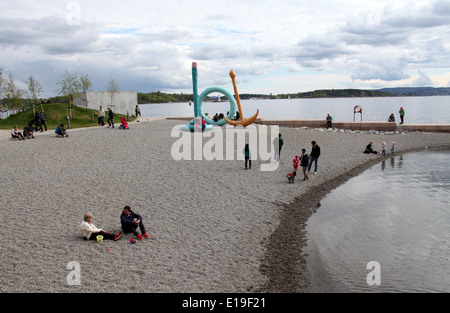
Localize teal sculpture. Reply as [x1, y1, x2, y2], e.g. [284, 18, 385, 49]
[181, 62, 237, 132]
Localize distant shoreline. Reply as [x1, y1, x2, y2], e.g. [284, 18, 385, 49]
[137, 91, 450, 104]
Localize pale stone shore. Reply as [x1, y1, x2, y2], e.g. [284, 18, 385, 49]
[0, 118, 449, 293]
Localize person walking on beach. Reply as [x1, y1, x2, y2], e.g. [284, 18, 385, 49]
[399, 107, 405, 124]
[381, 142, 387, 156]
[120, 205, 150, 240]
[273, 133, 283, 162]
[98, 106, 105, 126]
[292, 155, 299, 171]
[34, 111, 42, 132]
[307, 141, 320, 175]
[11, 125, 24, 140]
[80, 212, 122, 241]
[39, 111, 47, 131]
[107, 107, 114, 128]
[300, 149, 309, 181]
[135, 105, 141, 122]
[244, 143, 251, 169]
[391, 142, 396, 155]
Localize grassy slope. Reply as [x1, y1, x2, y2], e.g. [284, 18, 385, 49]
[0, 103, 135, 130]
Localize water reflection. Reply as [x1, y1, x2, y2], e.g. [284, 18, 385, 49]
[302, 151, 450, 293]
[382, 156, 403, 171]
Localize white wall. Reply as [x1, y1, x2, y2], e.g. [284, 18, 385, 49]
[75, 91, 138, 116]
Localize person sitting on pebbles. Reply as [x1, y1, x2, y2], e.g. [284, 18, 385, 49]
[364, 141, 379, 154]
[23, 123, 35, 139]
[80, 212, 122, 241]
[120, 205, 150, 240]
[11, 125, 25, 141]
[56, 123, 69, 137]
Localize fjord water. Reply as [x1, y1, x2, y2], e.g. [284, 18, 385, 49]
[302, 150, 450, 293]
[140, 96, 450, 124]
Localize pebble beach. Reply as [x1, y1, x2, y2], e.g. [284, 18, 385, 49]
[0, 118, 449, 293]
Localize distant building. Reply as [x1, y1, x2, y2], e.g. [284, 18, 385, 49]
[74, 91, 138, 116]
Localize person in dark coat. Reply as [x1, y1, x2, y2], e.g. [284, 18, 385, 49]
[40, 111, 48, 131]
[107, 107, 114, 128]
[120, 206, 149, 240]
[34, 111, 42, 132]
[300, 149, 309, 181]
[307, 141, 320, 175]
[364, 141, 379, 154]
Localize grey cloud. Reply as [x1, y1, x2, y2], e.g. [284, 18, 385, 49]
[433, 0, 450, 16]
[142, 28, 192, 43]
[412, 70, 433, 86]
[0, 16, 100, 54]
[290, 36, 352, 70]
[351, 58, 410, 81]
[340, 23, 410, 47]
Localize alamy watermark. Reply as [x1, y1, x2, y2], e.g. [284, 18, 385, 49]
[67, 261, 81, 285]
[171, 124, 280, 171]
[366, 261, 381, 286]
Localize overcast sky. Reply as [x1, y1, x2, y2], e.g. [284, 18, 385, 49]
[1, 0, 450, 98]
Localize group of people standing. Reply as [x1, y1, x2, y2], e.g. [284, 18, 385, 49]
[287, 140, 321, 182]
[244, 133, 321, 183]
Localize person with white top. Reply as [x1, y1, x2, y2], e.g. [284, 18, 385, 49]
[80, 212, 122, 241]
[11, 125, 24, 140]
[98, 106, 105, 126]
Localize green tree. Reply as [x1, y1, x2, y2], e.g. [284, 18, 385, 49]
[26, 75, 44, 115]
[57, 68, 80, 119]
[0, 66, 4, 111]
[80, 74, 92, 110]
[106, 78, 119, 110]
[5, 71, 24, 114]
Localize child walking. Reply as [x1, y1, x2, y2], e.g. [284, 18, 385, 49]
[292, 155, 299, 171]
[381, 142, 387, 156]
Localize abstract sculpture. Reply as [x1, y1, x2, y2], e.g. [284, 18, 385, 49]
[181, 62, 258, 132]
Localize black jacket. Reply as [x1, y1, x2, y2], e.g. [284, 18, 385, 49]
[300, 153, 309, 166]
[120, 210, 142, 232]
[310, 145, 321, 158]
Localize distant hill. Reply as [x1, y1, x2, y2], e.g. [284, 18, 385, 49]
[134, 87, 450, 104]
[377, 87, 450, 96]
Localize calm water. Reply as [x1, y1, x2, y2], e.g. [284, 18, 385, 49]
[302, 151, 450, 293]
[139, 96, 450, 124]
